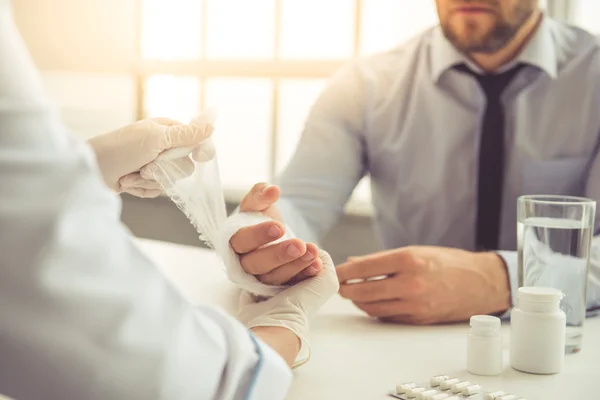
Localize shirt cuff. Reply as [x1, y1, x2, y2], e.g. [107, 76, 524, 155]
[244, 332, 293, 400]
[496, 250, 519, 320]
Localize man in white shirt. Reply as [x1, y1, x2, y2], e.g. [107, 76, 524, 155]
[228, 0, 600, 324]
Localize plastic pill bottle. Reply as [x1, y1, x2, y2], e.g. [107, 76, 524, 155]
[510, 287, 565, 374]
[467, 315, 503, 376]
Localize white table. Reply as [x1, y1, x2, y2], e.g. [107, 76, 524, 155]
[136, 239, 600, 400]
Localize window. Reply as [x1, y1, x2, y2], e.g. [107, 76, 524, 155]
[360, 0, 438, 55]
[573, 0, 600, 34]
[141, 0, 440, 212]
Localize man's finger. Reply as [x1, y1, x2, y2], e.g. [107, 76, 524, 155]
[239, 183, 280, 213]
[229, 221, 285, 254]
[257, 243, 321, 285]
[336, 250, 425, 282]
[379, 314, 436, 326]
[339, 274, 427, 302]
[339, 277, 404, 303]
[353, 299, 417, 318]
[239, 238, 307, 275]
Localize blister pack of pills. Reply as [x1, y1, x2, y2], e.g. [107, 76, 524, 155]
[389, 375, 527, 400]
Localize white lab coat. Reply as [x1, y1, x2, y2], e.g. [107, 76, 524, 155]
[0, 3, 292, 399]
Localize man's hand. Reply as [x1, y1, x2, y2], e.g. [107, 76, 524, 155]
[229, 183, 323, 286]
[336, 246, 511, 325]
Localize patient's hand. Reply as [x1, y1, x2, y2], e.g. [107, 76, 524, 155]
[229, 183, 323, 285]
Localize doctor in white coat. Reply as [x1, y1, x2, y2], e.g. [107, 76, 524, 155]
[0, 2, 338, 399]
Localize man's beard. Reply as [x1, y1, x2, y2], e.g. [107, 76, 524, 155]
[442, 2, 535, 53]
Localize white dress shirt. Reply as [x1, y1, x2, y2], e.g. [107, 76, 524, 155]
[276, 16, 600, 312]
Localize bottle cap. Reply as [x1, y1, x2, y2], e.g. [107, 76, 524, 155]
[517, 287, 563, 313]
[470, 315, 501, 329]
[517, 287, 563, 302]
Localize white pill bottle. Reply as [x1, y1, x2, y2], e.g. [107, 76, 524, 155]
[467, 315, 503, 376]
[510, 287, 566, 374]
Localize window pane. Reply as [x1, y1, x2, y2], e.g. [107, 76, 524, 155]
[144, 75, 200, 123]
[206, 0, 275, 59]
[205, 79, 273, 189]
[574, 0, 600, 34]
[142, 0, 202, 60]
[41, 72, 135, 139]
[280, 0, 355, 59]
[360, 0, 438, 55]
[276, 79, 326, 172]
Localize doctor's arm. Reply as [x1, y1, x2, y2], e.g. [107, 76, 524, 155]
[0, 11, 293, 400]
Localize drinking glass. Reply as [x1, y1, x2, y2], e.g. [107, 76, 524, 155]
[517, 195, 596, 353]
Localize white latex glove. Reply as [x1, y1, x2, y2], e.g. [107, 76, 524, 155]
[237, 249, 339, 368]
[87, 118, 213, 198]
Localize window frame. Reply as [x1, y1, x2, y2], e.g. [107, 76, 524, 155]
[134, 0, 564, 215]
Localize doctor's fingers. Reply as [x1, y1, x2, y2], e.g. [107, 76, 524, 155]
[121, 186, 163, 198]
[339, 275, 426, 303]
[119, 172, 162, 191]
[257, 243, 322, 285]
[239, 238, 308, 275]
[139, 156, 195, 181]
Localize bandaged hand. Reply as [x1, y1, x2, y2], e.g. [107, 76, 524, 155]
[238, 249, 339, 367]
[87, 118, 213, 197]
[229, 183, 323, 285]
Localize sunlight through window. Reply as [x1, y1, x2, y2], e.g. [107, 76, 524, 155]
[141, 0, 202, 60]
[206, 0, 275, 59]
[280, 0, 355, 59]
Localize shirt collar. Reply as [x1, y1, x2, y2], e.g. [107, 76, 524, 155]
[430, 15, 558, 83]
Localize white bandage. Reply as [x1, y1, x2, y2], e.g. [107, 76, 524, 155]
[144, 109, 291, 297]
[214, 211, 294, 297]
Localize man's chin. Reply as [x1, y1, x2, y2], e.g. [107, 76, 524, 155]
[444, 27, 497, 53]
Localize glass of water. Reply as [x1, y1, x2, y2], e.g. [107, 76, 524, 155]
[517, 195, 596, 354]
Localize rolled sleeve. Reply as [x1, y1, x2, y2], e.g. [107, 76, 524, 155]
[496, 250, 519, 319]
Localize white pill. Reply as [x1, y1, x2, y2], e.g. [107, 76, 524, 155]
[396, 383, 417, 394]
[407, 387, 426, 398]
[484, 391, 506, 400]
[444, 397, 461, 400]
[499, 396, 519, 400]
[430, 375, 451, 387]
[440, 378, 460, 390]
[451, 381, 471, 393]
[417, 389, 439, 400]
[462, 385, 482, 396]
[431, 394, 450, 400]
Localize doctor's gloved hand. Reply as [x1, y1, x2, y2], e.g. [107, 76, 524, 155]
[87, 118, 213, 198]
[229, 183, 324, 285]
[241, 250, 339, 368]
[337, 246, 511, 325]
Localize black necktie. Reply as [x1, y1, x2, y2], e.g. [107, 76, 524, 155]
[454, 63, 524, 250]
